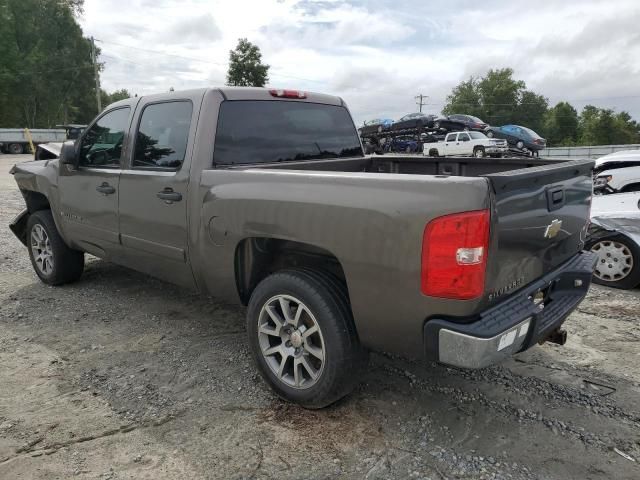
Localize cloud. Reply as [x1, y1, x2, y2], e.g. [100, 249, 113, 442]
[80, 0, 640, 124]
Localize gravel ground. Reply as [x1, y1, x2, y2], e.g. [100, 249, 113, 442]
[0, 153, 639, 480]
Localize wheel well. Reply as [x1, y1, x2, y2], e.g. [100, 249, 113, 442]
[22, 190, 51, 213]
[620, 182, 640, 193]
[234, 238, 348, 305]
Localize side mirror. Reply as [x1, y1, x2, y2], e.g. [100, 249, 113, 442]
[60, 140, 79, 168]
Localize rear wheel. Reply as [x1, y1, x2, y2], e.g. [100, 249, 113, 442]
[486, 130, 494, 138]
[429, 148, 439, 157]
[405, 146, 412, 153]
[434, 121, 440, 129]
[27, 210, 84, 285]
[516, 140, 525, 149]
[588, 234, 640, 289]
[473, 147, 485, 158]
[8, 143, 24, 154]
[247, 269, 368, 408]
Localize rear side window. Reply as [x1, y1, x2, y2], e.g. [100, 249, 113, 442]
[214, 100, 363, 166]
[133, 101, 193, 170]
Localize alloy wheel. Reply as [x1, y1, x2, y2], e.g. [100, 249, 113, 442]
[30, 224, 54, 275]
[257, 294, 326, 389]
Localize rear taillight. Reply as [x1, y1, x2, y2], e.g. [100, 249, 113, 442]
[269, 89, 307, 99]
[421, 210, 490, 299]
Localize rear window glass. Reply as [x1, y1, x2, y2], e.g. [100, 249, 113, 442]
[214, 101, 363, 165]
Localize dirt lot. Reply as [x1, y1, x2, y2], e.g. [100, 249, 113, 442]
[0, 153, 639, 480]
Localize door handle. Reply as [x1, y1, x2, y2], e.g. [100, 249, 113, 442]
[96, 182, 115, 195]
[156, 187, 182, 203]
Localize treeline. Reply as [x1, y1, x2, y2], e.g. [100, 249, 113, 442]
[443, 68, 640, 147]
[0, 0, 128, 128]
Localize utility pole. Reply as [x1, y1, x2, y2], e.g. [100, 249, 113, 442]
[91, 36, 102, 113]
[415, 94, 428, 113]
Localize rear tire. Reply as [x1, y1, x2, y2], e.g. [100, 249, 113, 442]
[429, 148, 439, 157]
[246, 269, 368, 409]
[588, 234, 640, 289]
[516, 140, 525, 149]
[8, 143, 24, 154]
[486, 131, 494, 138]
[27, 210, 84, 285]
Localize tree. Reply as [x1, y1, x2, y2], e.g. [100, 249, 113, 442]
[0, 0, 98, 127]
[542, 102, 579, 146]
[226, 38, 269, 87]
[100, 88, 132, 108]
[443, 68, 548, 131]
[578, 106, 640, 146]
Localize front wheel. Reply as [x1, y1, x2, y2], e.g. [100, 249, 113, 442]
[27, 210, 84, 285]
[473, 147, 485, 158]
[516, 140, 525, 149]
[247, 269, 368, 409]
[588, 234, 640, 289]
[486, 131, 494, 138]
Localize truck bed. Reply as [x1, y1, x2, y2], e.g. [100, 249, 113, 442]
[248, 155, 573, 177]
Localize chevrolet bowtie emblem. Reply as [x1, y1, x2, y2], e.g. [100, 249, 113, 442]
[544, 219, 563, 239]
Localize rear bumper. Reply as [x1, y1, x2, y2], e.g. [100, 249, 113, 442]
[424, 251, 597, 369]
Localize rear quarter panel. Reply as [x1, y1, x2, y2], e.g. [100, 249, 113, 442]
[191, 168, 491, 357]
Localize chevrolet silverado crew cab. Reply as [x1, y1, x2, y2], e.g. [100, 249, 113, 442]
[425, 131, 508, 158]
[9, 87, 596, 408]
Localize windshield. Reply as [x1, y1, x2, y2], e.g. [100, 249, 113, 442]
[469, 131, 487, 139]
[214, 101, 363, 165]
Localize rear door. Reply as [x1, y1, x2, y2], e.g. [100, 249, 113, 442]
[116, 93, 202, 289]
[483, 159, 594, 299]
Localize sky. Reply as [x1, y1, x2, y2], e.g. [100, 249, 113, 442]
[79, 0, 640, 126]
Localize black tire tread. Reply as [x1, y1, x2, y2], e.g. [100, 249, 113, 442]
[26, 210, 84, 285]
[247, 268, 367, 409]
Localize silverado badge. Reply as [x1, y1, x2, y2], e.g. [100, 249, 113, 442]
[544, 219, 563, 239]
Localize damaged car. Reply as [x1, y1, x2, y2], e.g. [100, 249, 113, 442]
[587, 192, 640, 289]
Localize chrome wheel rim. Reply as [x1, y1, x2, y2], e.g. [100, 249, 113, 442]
[474, 149, 484, 158]
[591, 240, 634, 281]
[257, 294, 325, 389]
[30, 224, 54, 275]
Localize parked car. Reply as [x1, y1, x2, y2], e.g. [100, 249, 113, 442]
[447, 114, 489, 131]
[593, 152, 640, 194]
[486, 125, 546, 154]
[385, 136, 419, 153]
[10, 87, 595, 408]
[587, 192, 640, 289]
[425, 131, 508, 158]
[390, 113, 466, 133]
[390, 113, 437, 132]
[358, 118, 394, 136]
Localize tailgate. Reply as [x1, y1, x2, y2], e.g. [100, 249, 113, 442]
[483, 159, 594, 300]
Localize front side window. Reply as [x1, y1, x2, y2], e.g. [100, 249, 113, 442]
[459, 133, 470, 142]
[445, 133, 457, 142]
[133, 101, 193, 170]
[79, 107, 130, 168]
[214, 101, 362, 165]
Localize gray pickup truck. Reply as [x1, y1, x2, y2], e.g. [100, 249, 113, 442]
[9, 87, 596, 408]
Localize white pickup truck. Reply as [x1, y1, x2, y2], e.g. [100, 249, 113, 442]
[424, 131, 508, 158]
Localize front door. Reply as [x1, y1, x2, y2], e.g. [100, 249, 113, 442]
[57, 107, 132, 259]
[116, 97, 198, 289]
